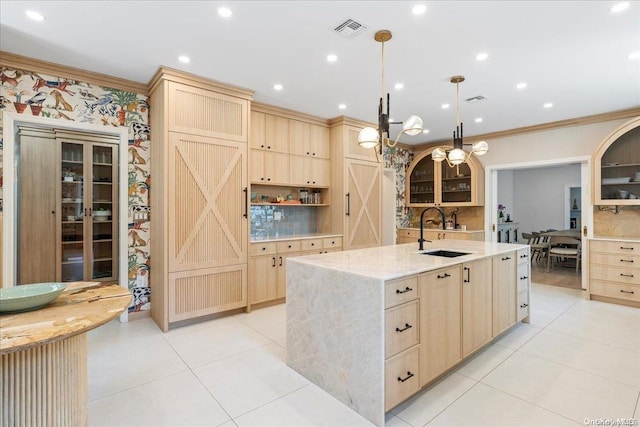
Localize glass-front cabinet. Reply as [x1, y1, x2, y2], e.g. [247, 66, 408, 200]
[592, 117, 640, 206]
[60, 140, 118, 281]
[406, 146, 484, 207]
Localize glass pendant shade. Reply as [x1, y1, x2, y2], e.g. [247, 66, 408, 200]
[402, 115, 423, 136]
[472, 140, 489, 156]
[448, 148, 466, 165]
[358, 127, 380, 148]
[431, 147, 447, 162]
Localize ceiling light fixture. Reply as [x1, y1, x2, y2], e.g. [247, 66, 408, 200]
[412, 4, 427, 15]
[327, 54, 338, 62]
[338, 104, 347, 110]
[26, 10, 45, 21]
[610, 2, 629, 13]
[441, 103, 450, 109]
[516, 82, 528, 89]
[544, 102, 553, 108]
[432, 75, 489, 167]
[273, 84, 283, 91]
[178, 55, 190, 63]
[475, 118, 483, 123]
[394, 82, 404, 90]
[357, 30, 424, 153]
[628, 51, 640, 61]
[218, 7, 232, 18]
[476, 52, 489, 61]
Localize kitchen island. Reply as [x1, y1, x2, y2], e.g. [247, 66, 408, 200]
[286, 240, 530, 426]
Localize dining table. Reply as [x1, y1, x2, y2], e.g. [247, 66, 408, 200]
[1, 282, 131, 427]
[540, 229, 582, 239]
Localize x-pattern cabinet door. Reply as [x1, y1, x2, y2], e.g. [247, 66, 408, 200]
[345, 158, 381, 250]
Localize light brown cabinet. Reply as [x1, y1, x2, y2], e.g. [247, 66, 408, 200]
[589, 239, 640, 307]
[250, 150, 290, 185]
[492, 251, 517, 337]
[419, 265, 462, 385]
[149, 69, 251, 331]
[592, 117, 640, 206]
[462, 258, 492, 357]
[289, 156, 330, 187]
[406, 146, 484, 207]
[289, 120, 330, 159]
[396, 228, 485, 244]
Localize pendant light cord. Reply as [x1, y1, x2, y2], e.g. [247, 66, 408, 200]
[456, 81, 460, 126]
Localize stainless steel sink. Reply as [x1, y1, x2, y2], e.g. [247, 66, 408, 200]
[421, 250, 471, 258]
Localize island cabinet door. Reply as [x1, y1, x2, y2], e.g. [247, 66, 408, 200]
[248, 254, 278, 304]
[419, 265, 462, 386]
[492, 252, 517, 337]
[462, 258, 493, 357]
[344, 159, 381, 250]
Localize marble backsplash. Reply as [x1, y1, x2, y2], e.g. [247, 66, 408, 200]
[250, 205, 317, 240]
[593, 207, 640, 238]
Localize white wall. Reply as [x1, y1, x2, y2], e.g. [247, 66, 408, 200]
[513, 164, 581, 236]
[497, 170, 514, 221]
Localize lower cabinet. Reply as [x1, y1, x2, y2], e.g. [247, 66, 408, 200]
[396, 228, 485, 244]
[419, 265, 462, 385]
[589, 239, 640, 307]
[492, 251, 517, 337]
[385, 346, 420, 411]
[517, 248, 531, 322]
[462, 258, 493, 357]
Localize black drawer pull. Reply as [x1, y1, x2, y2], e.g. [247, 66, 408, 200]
[502, 256, 512, 261]
[396, 287, 413, 294]
[620, 246, 634, 250]
[520, 276, 528, 280]
[288, 245, 292, 248]
[520, 303, 529, 308]
[620, 259, 634, 263]
[620, 290, 635, 294]
[520, 254, 528, 258]
[620, 273, 635, 278]
[395, 323, 412, 333]
[437, 273, 451, 279]
[262, 247, 267, 251]
[397, 372, 414, 383]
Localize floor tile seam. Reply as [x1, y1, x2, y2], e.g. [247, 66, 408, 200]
[494, 349, 640, 391]
[542, 324, 640, 354]
[226, 382, 311, 421]
[187, 341, 285, 371]
[454, 342, 520, 383]
[86, 365, 193, 403]
[477, 381, 584, 425]
[634, 392, 640, 418]
[189, 363, 236, 424]
[413, 379, 481, 427]
[233, 315, 284, 344]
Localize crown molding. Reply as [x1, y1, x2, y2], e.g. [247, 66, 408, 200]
[0, 50, 149, 95]
[252, 101, 328, 126]
[148, 66, 253, 100]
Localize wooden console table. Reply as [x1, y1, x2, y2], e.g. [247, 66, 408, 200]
[1, 282, 131, 426]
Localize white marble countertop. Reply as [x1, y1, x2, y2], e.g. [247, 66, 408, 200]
[589, 236, 640, 243]
[289, 240, 528, 281]
[397, 227, 484, 234]
[251, 233, 342, 243]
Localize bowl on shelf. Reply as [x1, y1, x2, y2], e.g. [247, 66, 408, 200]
[0, 283, 67, 313]
[602, 177, 631, 184]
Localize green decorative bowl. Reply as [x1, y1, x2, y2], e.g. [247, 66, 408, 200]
[0, 283, 67, 313]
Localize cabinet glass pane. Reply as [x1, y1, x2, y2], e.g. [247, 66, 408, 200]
[93, 221, 114, 279]
[409, 157, 435, 204]
[441, 159, 471, 204]
[600, 127, 640, 200]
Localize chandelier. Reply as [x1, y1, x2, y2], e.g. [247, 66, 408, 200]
[432, 75, 488, 166]
[358, 30, 424, 154]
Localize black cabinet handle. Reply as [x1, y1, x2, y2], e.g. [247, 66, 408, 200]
[396, 286, 413, 294]
[267, 146, 271, 149]
[279, 256, 283, 267]
[345, 193, 350, 216]
[520, 254, 528, 259]
[502, 256, 512, 261]
[397, 372, 414, 383]
[243, 187, 248, 218]
[620, 259, 634, 263]
[463, 267, 470, 283]
[437, 273, 451, 279]
[520, 303, 529, 308]
[620, 273, 634, 278]
[311, 243, 315, 246]
[520, 276, 528, 280]
[260, 145, 264, 148]
[395, 323, 412, 333]
[267, 178, 271, 181]
[272, 257, 276, 267]
[262, 247, 267, 251]
[620, 246, 634, 250]
[288, 245, 292, 249]
[620, 290, 635, 294]
[306, 151, 310, 155]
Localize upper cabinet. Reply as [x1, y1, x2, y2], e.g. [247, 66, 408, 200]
[592, 117, 640, 206]
[289, 120, 330, 159]
[406, 146, 485, 207]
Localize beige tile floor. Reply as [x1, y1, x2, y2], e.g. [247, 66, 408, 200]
[87, 283, 640, 426]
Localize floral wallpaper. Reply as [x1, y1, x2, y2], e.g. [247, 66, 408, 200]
[384, 145, 415, 228]
[0, 66, 151, 313]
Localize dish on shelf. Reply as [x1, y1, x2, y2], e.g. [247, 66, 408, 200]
[94, 210, 112, 216]
[602, 177, 631, 184]
[604, 162, 619, 166]
[0, 283, 67, 313]
[94, 217, 109, 222]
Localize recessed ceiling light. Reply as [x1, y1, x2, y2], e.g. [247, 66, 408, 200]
[273, 84, 283, 91]
[476, 52, 489, 61]
[338, 104, 346, 110]
[422, 129, 430, 134]
[609, 2, 629, 13]
[394, 83, 404, 90]
[218, 7, 232, 18]
[516, 82, 528, 89]
[26, 10, 45, 21]
[327, 54, 338, 62]
[412, 4, 427, 15]
[543, 103, 553, 108]
[178, 55, 190, 63]
[628, 51, 640, 61]
[441, 103, 450, 109]
[475, 118, 483, 123]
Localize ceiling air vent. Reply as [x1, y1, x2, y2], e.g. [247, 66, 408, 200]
[465, 95, 487, 104]
[334, 19, 366, 39]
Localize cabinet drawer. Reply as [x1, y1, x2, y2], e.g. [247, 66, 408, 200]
[590, 280, 640, 303]
[300, 238, 322, 251]
[322, 237, 342, 249]
[250, 242, 277, 256]
[590, 252, 640, 269]
[590, 240, 640, 255]
[385, 276, 418, 308]
[517, 290, 530, 321]
[385, 346, 420, 411]
[517, 248, 530, 265]
[397, 229, 420, 238]
[385, 300, 419, 358]
[590, 265, 640, 285]
[276, 240, 301, 254]
[517, 263, 530, 293]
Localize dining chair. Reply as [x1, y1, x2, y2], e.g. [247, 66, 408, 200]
[525, 232, 548, 263]
[546, 236, 581, 273]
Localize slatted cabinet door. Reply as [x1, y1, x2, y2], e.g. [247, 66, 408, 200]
[345, 158, 381, 249]
[167, 132, 248, 322]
